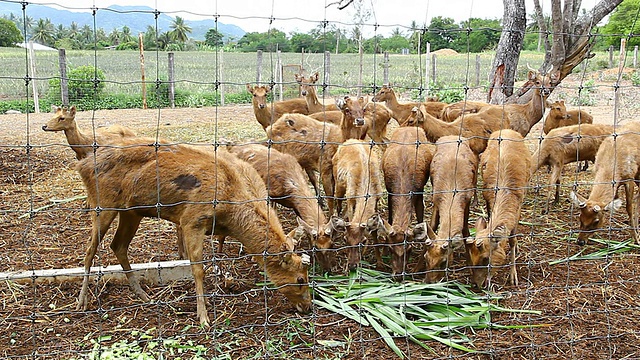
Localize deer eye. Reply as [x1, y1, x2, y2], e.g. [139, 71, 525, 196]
[297, 277, 305, 285]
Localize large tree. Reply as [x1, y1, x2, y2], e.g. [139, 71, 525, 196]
[490, 0, 624, 104]
[170, 16, 192, 43]
[0, 18, 23, 47]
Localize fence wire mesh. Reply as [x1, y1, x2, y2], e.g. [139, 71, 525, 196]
[1, 0, 640, 359]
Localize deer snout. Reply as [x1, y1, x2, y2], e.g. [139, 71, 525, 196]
[258, 103, 266, 109]
[301, 90, 307, 96]
[295, 301, 311, 314]
[353, 117, 365, 127]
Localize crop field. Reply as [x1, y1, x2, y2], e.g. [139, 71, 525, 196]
[2, 45, 640, 359]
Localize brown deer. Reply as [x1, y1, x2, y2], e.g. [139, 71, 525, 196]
[570, 121, 640, 245]
[403, 104, 495, 155]
[466, 129, 531, 288]
[440, 100, 491, 122]
[335, 95, 392, 146]
[265, 113, 343, 215]
[367, 127, 433, 278]
[543, 100, 594, 135]
[531, 124, 613, 213]
[42, 105, 136, 160]
[476, 69, 552, 137]
[246, 84, 309, 130]
[372, 85, 422, 123]
[294, 72, 339, 113]
[227, 143, 343, 271]
[75, 138, 311, 326]
[423, 135, 478, 283]
[332, 139, 384, 271]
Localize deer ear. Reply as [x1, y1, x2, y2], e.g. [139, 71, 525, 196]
[570, 191, 587, 208]
[294, 73, 302, 82]
[246, 83, 254, 93]
[68, 106, 77, 117]
[285, 118, 295, 127]
[311, 72, 319, 82]
[475, 217, 488, 231]
[335, 97, 346, 110]
[605, 198, 623, 212]
[492, 225, 509, 240]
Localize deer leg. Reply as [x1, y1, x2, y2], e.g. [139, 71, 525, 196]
[77, 210, 117, 311]
[508, 233, 518, 287]
[387, 193, 394, 224]
[110, 212, 147, 302]
[624, 183, 638, 243]
[181, 222, 210, 327]
[634, 185, 640, 244]
[413, 193, 425, 224]
[305, 168, 324, 207]
[176, 224, 186, 259]
[430, 207, 440, 234]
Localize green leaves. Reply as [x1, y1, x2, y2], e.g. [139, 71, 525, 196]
[313, 268, 540, 358]
[549, 238, 640, 265]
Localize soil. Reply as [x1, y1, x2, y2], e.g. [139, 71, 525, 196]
[1, 75, 640, 359]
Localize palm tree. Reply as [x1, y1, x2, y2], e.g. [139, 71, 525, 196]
[120, 26, 133, 43]
[157, 31, 172, 50]
[55, 24, 68, 40]
[109, 28, 121, 45]
[143, 25, 157, 49]
[79, 24, 93, 46]
[31, 18, 55, 46]
[170, 16, 191, 43]
[68, 22, 79, 40]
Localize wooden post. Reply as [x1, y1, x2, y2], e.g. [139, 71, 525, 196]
[324, 51, 330, 98]
[357, 36, 363, 97]
[475, 54, 481, 87]
[383, 51, 389, 84]
[139, 33, 147, 110]
[618, 38, 626, 75]
[256, 50, 263, 84]
[425, 41, 430, 97]
[168, 52, 175, 108]
[219, 49, 225, 106]
[608, 45, 614, 68]
[28, 41, 39, 113]
[634, 45, 638, 68]
[432, 53, 437, 85]
[277, 50, 283, 101]
[58, 48, 69, 106]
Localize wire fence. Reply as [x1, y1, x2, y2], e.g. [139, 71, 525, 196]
[2, 0, 640, 359]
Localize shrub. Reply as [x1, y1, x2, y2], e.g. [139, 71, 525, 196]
[46, 65, 106, 104]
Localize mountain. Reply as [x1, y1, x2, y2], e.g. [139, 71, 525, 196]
[0, 3, 245, 41]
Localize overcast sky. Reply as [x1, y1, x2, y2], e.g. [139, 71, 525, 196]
[46, 0, 603, 36]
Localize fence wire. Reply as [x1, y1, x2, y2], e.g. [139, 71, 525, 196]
[1, 0, 640, 359]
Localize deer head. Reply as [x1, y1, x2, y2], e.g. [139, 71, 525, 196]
[276, 242, 311, 313]
[570, 191, 622, 245]
[464, 218, 509, 288]
[294, 216, 345, 272]
[246, 83, 272, 109]
[42, 105, 77, 132]
[372, 84, 393, 103]
[336, 96, 367, 127]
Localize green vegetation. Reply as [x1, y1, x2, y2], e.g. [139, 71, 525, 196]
[0, 18, 23, 47]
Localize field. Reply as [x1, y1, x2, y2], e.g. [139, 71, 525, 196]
[2, 48, 640, 359]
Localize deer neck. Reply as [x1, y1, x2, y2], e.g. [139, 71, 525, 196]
[384, 92, 401, 112]
[525, 89, 546, 127]
[64, 121, 93, 160]
[251, 99, 273, 129]
[423, 112, 449, 141]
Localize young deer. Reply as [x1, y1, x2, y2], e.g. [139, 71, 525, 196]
[423, 135, 478, 283]
[294, 72, 338, 113]
[75, 138, 311, 326]
[246, 84, 309, 130]
[570, 121, 640, 245]
[372, 85, 422, 123]
[336, 95, 392, 146]
[368, 127, 433, 278]
[266, 113, 343, 215]
[543, 100, 594, 135]
[42, 105, 136, 160]
[227, 143, 343, 271]
[531, 124, 613, 213]
[440, 100, 491, 122]
[332, 139, 384, 271]
[466, 129, 531, 288]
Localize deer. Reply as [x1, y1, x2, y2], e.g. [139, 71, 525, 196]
[265, 113, 343, 216]
[570, 121, 640, 246]
[365, 127, 434, 279]
[531, 124, 614, 213]
[543, 100, 594, 135]
[294, 72, 339, 113]
[246, 84, 309, 130]
[466, 129, 531, 288]
[402, 104, 496, 155]
[440, 100, 491, 122]
[422, 135, 478, 283]
[336, 95, 393, 147]
[42, 105, 136, 160]
[227, 143, 344, 271]
[475, 68, 552, 137]
[332, 139, 384, 271]
[372, 85, 447, 123]
[74, 137, 312, 327]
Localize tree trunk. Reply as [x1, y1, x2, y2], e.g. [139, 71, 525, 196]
[488, 0, 526, 104]
[492, 0, 623, 105]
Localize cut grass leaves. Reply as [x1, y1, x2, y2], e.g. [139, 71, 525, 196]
[313, 268, 541, 358]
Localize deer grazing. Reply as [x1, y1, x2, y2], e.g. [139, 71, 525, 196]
[403, 104, 495, 155]
[265, 113, 342, 215]
[423, 135, 478, 283]
[294, 72, 339, 113]
[227, 143, 342, 271]
[543, 100, 594, 135]
[75, 138, 311, 326]
[466, 129, 531, 288]
[365, 127, 433, 278]
[477, 69, 552, 137]
[332, 139, 384, 271]
[336, 96, 392, 146]
[570, 121, 640, 245]
[246, 84, 309, 130]
[531, 124, 613, 213]
[42, 105, 136, 160]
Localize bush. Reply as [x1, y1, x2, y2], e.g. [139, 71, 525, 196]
[46, 65, 106, 104]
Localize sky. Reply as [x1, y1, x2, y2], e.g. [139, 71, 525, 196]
[45, 0, 603, 36]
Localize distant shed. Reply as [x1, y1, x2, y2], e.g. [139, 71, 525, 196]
[15, 41, 57, 51]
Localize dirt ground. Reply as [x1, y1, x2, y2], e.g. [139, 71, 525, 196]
[2, 75, 640, 359]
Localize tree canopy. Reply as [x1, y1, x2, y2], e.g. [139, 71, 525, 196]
[0, 18, 23, 47]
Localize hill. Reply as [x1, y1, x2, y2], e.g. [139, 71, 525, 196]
[0, 3, 245, 41]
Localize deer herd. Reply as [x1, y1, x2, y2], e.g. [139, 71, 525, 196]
[42, 68, 640, 326]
